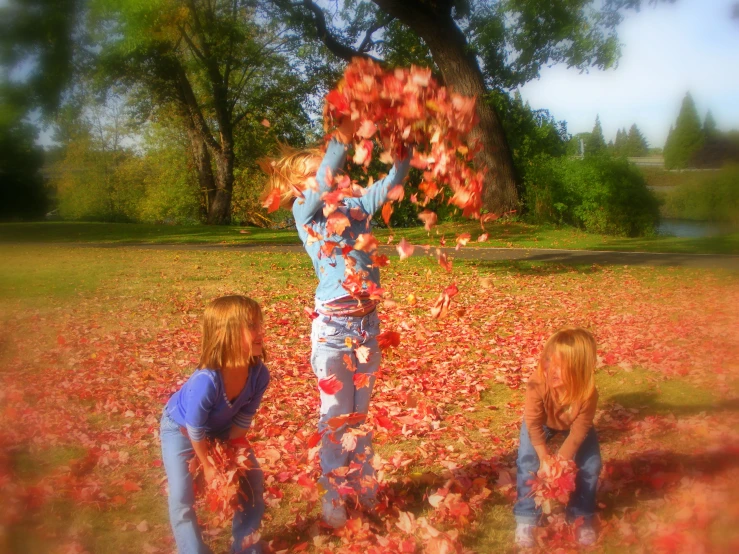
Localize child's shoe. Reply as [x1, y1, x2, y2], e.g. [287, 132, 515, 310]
[514, 522, 535, 548]
[321, 494, 347, 529]
[576, 524, 597, 546]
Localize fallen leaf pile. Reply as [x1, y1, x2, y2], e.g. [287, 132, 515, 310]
[527, 456, 578, 515]
[0, 250, 738, 553]
[189, 437, 258, 528]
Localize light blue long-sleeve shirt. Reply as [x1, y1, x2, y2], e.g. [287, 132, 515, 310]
[293, 140, 411, 303]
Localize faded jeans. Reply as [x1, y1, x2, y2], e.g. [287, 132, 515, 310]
[160, 409, 264, 554]
[514, 420, 601, 524]
[311, 309, 381, 506]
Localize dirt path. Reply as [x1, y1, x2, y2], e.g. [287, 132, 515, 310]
[53, 242, 739, 270]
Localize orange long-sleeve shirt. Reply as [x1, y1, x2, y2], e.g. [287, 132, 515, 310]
[523, 373, 598, 460]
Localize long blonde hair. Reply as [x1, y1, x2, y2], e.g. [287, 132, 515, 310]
[259, 144, 322, 210]
[537, 327, 596, 405]
[197, 295, 264, 375]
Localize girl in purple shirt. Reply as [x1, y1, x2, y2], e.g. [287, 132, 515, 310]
[161, 295, 270, 554]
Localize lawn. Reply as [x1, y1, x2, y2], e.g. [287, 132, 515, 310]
[1, 244, 737, 553]
[2, 221, 738, 255]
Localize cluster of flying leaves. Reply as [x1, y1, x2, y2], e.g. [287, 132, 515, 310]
[1, 251, 738, 553]
[527, 456, 578, 515]
[322, 58, 484, 221]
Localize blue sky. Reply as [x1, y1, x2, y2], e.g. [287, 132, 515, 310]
[519, 0, 739, 148]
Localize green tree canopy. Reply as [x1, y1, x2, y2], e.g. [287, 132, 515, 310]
[91, 0, 317, 223]
[270, 0, 668, 213]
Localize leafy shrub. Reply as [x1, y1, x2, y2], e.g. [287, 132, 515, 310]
[661, 165, 739, 224]
[523, 155, 660, 236]
[138, 145, 201, 225]
[54, 138, 145, 222]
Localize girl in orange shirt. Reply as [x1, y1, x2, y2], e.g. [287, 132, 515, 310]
[514, 327, 601, 548]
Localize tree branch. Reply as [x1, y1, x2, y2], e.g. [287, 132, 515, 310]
[358, 13, 395, 53]
[301, 0, 384, 63]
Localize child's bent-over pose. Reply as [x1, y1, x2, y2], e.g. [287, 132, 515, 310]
[161, 295, 270, 554]
[515, 327, 602, 548]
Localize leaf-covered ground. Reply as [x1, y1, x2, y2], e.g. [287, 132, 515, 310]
[1, 244, 738, 553]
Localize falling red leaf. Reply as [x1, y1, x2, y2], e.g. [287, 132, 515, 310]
[377, 330, 401, 349]
[353, 373, 371, 389]
[418, 210, 438, 232]
[354, 233, 378, 252]
[318, 374, 343, 395]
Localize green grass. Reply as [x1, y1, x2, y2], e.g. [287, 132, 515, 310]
[2, 221, 738, 254]
[638, 167, 720, 188]
[0, 221, 300, 245]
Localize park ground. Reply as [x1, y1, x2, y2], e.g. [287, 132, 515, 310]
[1, 220, 739, 255]
[0, 224, 738, 553]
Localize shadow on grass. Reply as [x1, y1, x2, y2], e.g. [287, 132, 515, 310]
[600, 446, 739, 519]
[473, 259, 604, 276]
[606, 392, 739, 418]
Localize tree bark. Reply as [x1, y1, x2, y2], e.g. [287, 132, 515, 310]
[373, 0, 519, 214]
[184, 126, 216, 221]
[209, 144, 235, 225]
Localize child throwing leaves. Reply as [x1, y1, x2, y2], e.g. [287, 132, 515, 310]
[160, 295, 270, 554]
[263, 119, 411, 528]
[514, 327, 602, 548]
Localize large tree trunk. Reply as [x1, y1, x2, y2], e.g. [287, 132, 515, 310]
[185, 126, 216, 221]
[208, 144, 235, 225]
[373, 0, 519, 214]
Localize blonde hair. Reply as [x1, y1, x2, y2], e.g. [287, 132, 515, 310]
[259, 144, 322, 210]
[197, 295, 265, 375]
[537, 327, 596, 405]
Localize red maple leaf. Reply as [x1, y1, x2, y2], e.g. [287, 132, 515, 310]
[377, 330, 401, 349]
[318, 375, 343, 395]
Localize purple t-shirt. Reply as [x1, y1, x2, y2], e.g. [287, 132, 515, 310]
[165, 361, 269, 441]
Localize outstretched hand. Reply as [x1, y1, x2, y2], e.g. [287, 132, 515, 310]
[334, 116, 358, 144]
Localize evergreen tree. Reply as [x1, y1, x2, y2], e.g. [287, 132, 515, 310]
[663, 93, 704, 169]
[704, 110, 717, 139]
[585, 115, 606, 156]
[664, 125, 674, 157]
[614, 128, 627, 157]
[626, 124, 649, 156]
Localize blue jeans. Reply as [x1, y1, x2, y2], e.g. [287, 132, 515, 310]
[160, 410, 264, 554]
[514, 421, 601, 524]
[311, 310, 381, 503]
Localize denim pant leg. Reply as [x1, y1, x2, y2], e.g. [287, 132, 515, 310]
[160, 411, 212, 554]
[311, 313, 381, 499]
[567, 427, 601, 523]
[349, 330, 381, 499]
[514, 421, 553, 524]
[231, 449, 264, 554]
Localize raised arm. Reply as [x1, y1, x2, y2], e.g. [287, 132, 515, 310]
[353, 148, 412, 217]
[292, 139, 348, 230]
